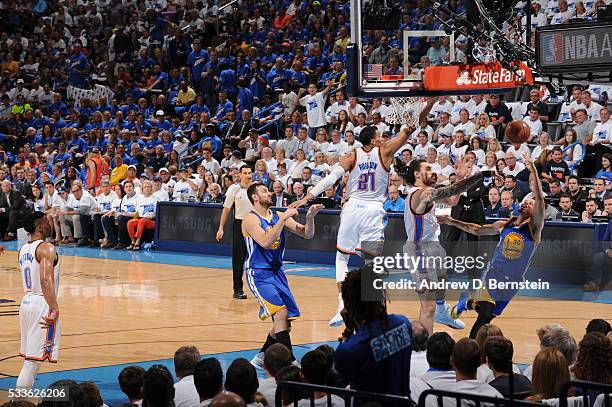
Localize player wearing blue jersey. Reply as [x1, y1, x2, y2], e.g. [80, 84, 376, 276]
[439, 154, 545, 339]
[242, 182, 323, 368]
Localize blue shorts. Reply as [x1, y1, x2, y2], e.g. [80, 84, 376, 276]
[246, 268, 300, 321]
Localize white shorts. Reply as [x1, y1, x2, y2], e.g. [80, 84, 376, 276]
[19, 293, 60, 363]
[336, 198, 386, 254]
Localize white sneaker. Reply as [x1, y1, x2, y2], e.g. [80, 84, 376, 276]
[250, 352, 265, 369]
[435, 302, 465, 329]
[328, 311, 344, 327]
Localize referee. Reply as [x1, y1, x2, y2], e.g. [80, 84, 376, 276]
[216, 165, 253, 299]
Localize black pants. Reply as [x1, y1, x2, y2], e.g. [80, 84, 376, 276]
[101, 215, 118, 244]
[79, 214, 93, 239]
[0, 210, 23, 235]
[117, 215, 131, 244]
[232, 219, 246, 294]
[101, 215, 129, 244]
[92, 214, 104, 241]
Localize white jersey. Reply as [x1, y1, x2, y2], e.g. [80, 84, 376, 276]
[18, 240, 60, 296]
[347, 147, 389, 203]
[404, 187, 441, 242]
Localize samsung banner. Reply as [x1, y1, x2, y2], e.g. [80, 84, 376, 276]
[537, 22, 612, 73]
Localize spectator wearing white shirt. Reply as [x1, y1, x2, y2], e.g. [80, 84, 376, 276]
[454, 109, 476, 136]
[472, 113, 497, 140]
[299, 82, 333, 139]
[414, 132, 435, 159]
[411, 321, 430, 377]
[325, 89, 349, 124]
[433, 112, 455, 143]
[502, 152, 526, 176]
[431, 96, 454, 118]
[558, 87, 586, 122]
[581, 90, 604, 121]
[59, 183, 97, 246]
[506, 143, 531, 162]
[295, 126, 315, 157]
[173, 346, 201, 407]
[258, 344, 293, 407]
[591, 107, 612, 145]
[347, 96, 367, 123]
[451, 95, 476, 124]
[193, 358, 223, 407]
[288, 149, 310, 179]
[472, 95, 488, 117]
[173, 168, 199, 201]
[91, 179, 117, 248]
[368, 97, 388, 120]
[153, 177, 170, 201]
[550, 0, 574, 24]
[327, 130, 350, 156]
[469, 137, 487, 166]
[441, 338, 503, 406]
[437, 134, 453, 158]
[523, 107, 543, 142]
[451, 131, 469, 161]
[200, 148, 222, 176]
[353, 112, 368, 137]
[531, 132, 554, 160]
[344, 130, 363, 152]
[333, 110, 355, 138]
[372, 112, 389, 134]
[8, 79, 30, 102]
[127, 180, 159, 249]
[522, 2, 548, 29]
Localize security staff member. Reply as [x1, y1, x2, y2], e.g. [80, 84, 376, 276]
[216, 166, 254, 299]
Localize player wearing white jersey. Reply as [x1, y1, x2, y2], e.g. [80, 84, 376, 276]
[289, 98, 434, 326]
[396, 158, 487, 334]
[16, 212, 60, 388]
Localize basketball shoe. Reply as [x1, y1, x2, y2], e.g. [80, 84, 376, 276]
[435, 300, 465, 329]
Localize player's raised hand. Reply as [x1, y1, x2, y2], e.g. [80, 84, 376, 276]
[306, 204, 324, 218]
[282, 208, 299, 219]
[40, 309, 59, 329]
[522, 153, 535, 170]
[288, 198, 307, 209]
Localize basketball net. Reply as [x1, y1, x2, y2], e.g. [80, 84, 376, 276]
[386, 97, 424, 128]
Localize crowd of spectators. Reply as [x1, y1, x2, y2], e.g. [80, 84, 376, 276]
[3, 267, 610, 407]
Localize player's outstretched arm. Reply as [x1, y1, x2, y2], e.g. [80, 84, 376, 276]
[285, 204, 324, 239]
[288, 151, 355, 208]
[242, 209, 296, 249]
[523, 154, 546, 238]
[438, 215, 505, 236]
[37, 242, 59, 328]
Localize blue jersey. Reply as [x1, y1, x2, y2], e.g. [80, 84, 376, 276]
[245, 211, 285, 270]
[490, 218, 538, 281]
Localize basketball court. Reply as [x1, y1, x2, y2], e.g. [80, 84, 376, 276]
[0, 242, 609, 404]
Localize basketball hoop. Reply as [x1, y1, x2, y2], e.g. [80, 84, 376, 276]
[386, 97, 424, 128]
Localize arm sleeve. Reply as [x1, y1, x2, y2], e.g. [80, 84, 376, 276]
[308, 165, 346, 198]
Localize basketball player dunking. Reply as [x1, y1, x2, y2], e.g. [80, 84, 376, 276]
[439, 154, 545, 338]
[290, 99, 435, 326]
[395, 157, 490, 334]
[16, 212, 60, 388]
[243, 183, 323, 368]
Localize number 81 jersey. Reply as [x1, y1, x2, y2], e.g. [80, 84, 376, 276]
[347, 147, 390, 203]
[19, 240, 60, 296]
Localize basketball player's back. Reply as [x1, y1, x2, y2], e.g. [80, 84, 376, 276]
[346, 146, 390, 203]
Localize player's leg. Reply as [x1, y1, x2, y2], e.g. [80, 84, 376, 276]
[16, 360, 41, 388]
[469, 301, 497, 339]
[332, 203, 359, 326]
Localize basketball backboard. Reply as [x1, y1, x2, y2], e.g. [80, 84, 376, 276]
[347, 0, 535, 98]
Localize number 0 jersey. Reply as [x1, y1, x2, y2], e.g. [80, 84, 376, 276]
[18, 240, 60, 296]
[347, 147, 390, 203]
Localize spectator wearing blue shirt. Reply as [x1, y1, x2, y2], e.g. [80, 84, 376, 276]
[212, 92, 234, 123]
[260, 44, 278, 69]
[237, 78, 254, 114]
[384, 185, 405, 212]
[202, 124, 224, 157]
[290, 60, 307, 87]
[305, 46, 330, 75]
[187, 39, 209, 91]
[218, 63, 238, 100]
[249, 60, 267, 104]
[335, 267, 413, 399]
[47, 93, 68, 117]
[148, 64, 169, 91]
[68, 43, 90, 88]
[53, 142, 73, 167]
[266, 58, 292, 90]
[189, 95, 210, 116]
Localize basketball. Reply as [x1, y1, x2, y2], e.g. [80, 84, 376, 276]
[505, 120, 531, 144]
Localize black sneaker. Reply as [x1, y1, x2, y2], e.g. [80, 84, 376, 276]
[233, 292, 247, 300]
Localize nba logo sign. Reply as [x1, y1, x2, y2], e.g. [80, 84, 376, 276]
[544, 34, 564, 64]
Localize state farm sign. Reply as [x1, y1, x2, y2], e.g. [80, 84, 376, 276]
[423, 62, 534, 91]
